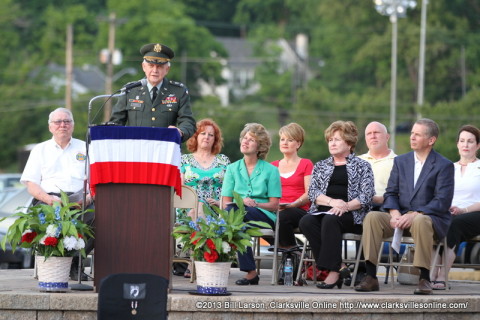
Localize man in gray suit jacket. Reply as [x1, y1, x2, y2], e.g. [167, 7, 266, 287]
[110, 43, 196, 142]
[355, 118, 454, 295]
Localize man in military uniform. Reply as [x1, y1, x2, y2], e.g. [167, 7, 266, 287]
[110, 43, 196, 142]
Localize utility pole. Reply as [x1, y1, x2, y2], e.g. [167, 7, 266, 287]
[65, 24, 73, 110]
[389, 15, 398, 151]
[181, 50, 187, 85]
[104, 12, 116, 122]
[416, 0, 428, 119]
[460, 46, 466, 97]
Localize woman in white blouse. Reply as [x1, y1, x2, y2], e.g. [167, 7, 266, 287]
[431, 124, 480, 290]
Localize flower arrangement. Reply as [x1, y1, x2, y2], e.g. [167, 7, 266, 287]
[173, 192, 271, 263]
[0, 191, 93, 260]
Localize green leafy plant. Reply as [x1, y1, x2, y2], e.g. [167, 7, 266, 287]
[0, 191, 94, 260]
[173, 192, 271, 263]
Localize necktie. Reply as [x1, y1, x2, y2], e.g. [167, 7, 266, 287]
[152, 87, 158, 101]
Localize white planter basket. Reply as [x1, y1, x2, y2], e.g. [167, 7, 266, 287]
[194, 261, 231, 294]
[36, 256, 73, 292]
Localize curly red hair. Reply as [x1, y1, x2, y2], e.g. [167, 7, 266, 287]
[186, 118, 224, 154]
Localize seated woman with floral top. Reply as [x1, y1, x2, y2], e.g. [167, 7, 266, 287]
[181, 118, 230, 218]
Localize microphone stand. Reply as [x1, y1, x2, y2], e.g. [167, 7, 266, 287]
[71, 91, 125, 291]
[87, 91, 126, 126]
[70, 164, 93, 291]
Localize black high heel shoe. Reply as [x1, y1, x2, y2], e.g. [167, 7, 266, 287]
[316, 278, 343, 289]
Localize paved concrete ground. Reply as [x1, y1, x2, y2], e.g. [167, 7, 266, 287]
[0, 267, 478, 297]
[1, 267, 479, 320]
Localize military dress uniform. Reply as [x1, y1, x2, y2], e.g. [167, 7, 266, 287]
[110, 77, 195, 142]
[109, 43, 196, 142]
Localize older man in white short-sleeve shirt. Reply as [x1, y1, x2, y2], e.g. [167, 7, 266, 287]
[21, 107, 94, 281]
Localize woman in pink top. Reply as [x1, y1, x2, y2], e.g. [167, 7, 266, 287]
[271, 123, 313, 249]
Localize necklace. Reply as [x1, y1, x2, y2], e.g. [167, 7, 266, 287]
[458, 158, 477, 166]
[194, 153, 213, 165]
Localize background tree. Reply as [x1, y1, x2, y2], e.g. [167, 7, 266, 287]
[0, 0, 479, 171]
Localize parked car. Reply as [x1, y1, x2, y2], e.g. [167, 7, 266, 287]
[0, 173, 23, 205]
[0, 173, 22, 191]
[0, 187, 34, 269]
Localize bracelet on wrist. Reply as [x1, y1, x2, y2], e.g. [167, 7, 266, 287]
[327, 198, 332, 206]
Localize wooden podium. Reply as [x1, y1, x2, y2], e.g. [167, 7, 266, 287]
[89, 126, 182, 291]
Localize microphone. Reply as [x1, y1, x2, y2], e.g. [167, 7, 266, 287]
[88, 79, 146, 125]
[121, 78, 146, 92]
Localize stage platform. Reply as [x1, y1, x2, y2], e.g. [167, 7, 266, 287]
[1, 267, 479, 319]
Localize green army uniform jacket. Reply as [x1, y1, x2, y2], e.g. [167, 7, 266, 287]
[110, 77, 196, 142]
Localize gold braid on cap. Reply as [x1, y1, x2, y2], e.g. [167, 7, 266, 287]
[144, 56, 170, 63]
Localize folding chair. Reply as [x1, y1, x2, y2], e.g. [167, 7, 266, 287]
[342, 233, 365, 288]
[452, 235, 480, 269]
[296, 233, 364, 288]
[97, 273, 168, 320]
[252, 209, 280, 285]
[172, 185, 199, 283]
[378, 236, 449, 289]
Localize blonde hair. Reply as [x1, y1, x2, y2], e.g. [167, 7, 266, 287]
[279, 123, 305, 150]
[240, 123, 271, 160]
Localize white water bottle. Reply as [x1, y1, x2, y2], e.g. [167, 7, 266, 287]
[284, 258, 293, 286]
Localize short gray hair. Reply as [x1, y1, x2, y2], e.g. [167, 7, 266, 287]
[48, 108, 74, 124]
[415, 118, 439, 138]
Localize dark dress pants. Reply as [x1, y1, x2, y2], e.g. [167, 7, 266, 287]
[278, 207, 307, 247]
[225, 204, 275, 272]
[299, 212, 361, 272]
[447, 211, 480, 251]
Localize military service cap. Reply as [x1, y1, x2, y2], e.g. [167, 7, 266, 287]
[140, 43, 175, 65]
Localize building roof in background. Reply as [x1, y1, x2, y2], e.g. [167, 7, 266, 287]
[215, 37, 258, 69]
[30, 63, 106, 95]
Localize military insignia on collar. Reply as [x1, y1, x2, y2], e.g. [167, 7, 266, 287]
[169, 80, 184, 87]
[76, 152, 86, 161]
[154, 44, 162, 52]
